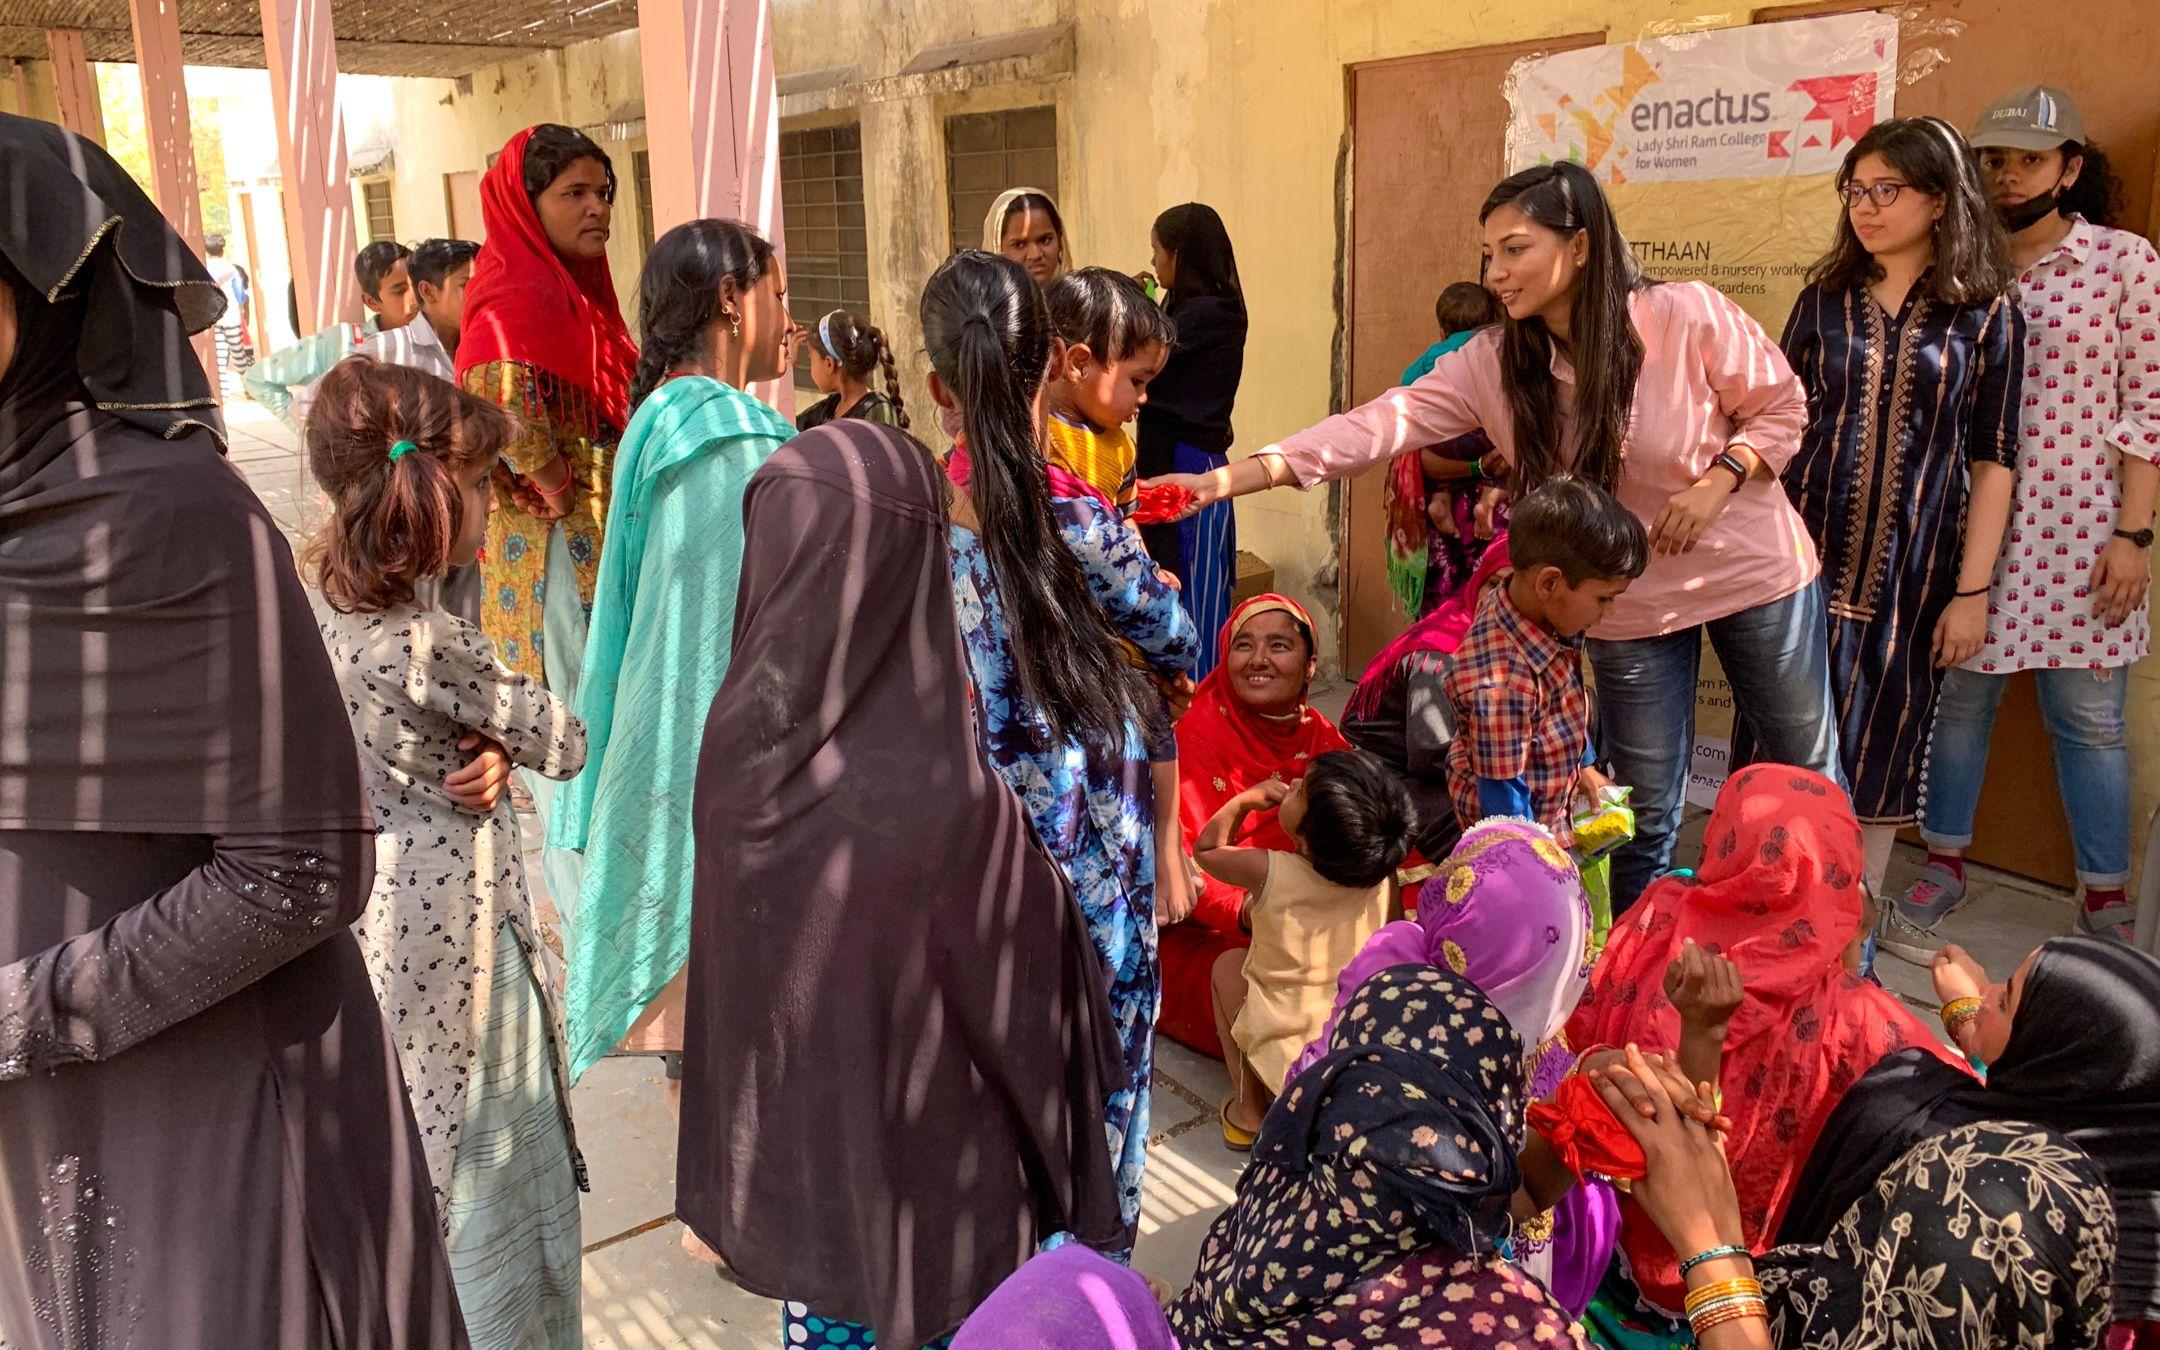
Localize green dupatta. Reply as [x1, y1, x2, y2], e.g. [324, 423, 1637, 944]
[552, 374, 793, 1080]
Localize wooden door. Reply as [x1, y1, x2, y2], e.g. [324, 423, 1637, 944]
[444, 171, 485, 243]
[1759, 0, 2159, 888]
[1342, 32, 1604, 671]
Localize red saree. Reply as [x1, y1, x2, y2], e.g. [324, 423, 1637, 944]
[1159, 594, 1349, 1056]
[1566, 763, 1965, 1313]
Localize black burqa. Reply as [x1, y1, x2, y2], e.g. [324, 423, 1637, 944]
[1780, 934, 2160, 1321]
[0, 113, 466, 1348]
[676, 420, 1126, 1348]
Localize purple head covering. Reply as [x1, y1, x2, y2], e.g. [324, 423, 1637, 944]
[1284, 818, 1613, 1318]
[1292, 818, 1590, 1084]
[950, 1245, 1178, 1350]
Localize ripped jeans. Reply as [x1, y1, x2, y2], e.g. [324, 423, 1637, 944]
[1918, 666, 2132, 888]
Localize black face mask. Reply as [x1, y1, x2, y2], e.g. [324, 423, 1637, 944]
[1998, 189, 2062, 232]
[1996, 167, 2070, 232]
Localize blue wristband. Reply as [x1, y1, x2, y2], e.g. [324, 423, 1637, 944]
[1679, 1244, 1751, 1277]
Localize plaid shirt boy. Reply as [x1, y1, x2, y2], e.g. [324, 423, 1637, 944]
[1444, 582, 1592, 844]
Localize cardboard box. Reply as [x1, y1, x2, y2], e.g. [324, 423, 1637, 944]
[1232, 552, 1276, 606]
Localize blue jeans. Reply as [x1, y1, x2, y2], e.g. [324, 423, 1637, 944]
[1588, 584, 1842, 909]
[1918, 666, 2131, 887]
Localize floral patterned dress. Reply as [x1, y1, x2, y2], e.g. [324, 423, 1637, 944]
[463, 360, 618, 682]
[947, 493, 1198, 1244]
[320, 603, 589, 1348]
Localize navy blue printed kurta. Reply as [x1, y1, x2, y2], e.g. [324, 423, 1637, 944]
[1773, 280, 2025, 824]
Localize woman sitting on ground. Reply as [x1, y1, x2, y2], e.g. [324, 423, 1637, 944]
[1159, 594, 1349, 1060]
[1168, 965, 1590, 1348]
[1290, 817, 1617, 1317]
[1584, 1049, 2118, 1349]
[1781, 934, 2160, 1341]
[1567, 763, 1966, 1320]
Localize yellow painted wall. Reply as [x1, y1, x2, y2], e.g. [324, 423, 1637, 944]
[352, 0, 2159, 884]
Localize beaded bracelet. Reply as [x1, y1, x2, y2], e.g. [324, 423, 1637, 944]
[1685, 1277, 1765, 1314]
[1690, 1299, 1768, 1336]
[1678, 1245, 1751, 1278]
[1941, 996, 1983, 1038]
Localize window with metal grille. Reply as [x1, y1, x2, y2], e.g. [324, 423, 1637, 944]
[780, 122, 869, 390]
[359, 180, 396, 244]
[633, 149, 656, 253]
[945, 106, 1058, 254]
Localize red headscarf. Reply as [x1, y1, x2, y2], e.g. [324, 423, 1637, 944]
[1343, 531, 1509, 723]
[1565, 764, 1964, 1313]
[455, 126, 639, 432]
[1174, 594, 1350, 930]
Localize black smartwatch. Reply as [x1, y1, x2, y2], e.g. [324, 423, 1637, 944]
[2116, 527, 2155, 549]
[1710, 451, 1751, 493]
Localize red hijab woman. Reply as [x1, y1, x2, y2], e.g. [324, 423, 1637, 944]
[1567, 764, 1967, 1314]
[456, 122, 639, 685]
[1159, 593, 1348, 1056]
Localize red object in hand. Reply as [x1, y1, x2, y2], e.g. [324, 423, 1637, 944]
[1130, 481, 1197, 526]
[1528, 1073, 1649, 1181]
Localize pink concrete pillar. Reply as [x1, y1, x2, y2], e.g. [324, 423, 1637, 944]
[43, 30, 105, 146]
[258, 0, 357, 333]
[128, 0, 219, 398]
[636, 0, 792, 412]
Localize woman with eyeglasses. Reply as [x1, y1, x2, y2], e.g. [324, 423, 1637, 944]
[1771, 117, 2024, 896]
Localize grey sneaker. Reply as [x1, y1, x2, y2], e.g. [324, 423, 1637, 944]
[2075, 897, 2137, 943]
[1878, 864, 1967, 965]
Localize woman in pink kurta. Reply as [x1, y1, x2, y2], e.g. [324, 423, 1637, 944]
[1149, 162, 1838, 908]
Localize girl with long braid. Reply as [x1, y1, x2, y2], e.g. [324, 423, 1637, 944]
[553, 220, 796, 1120]
[796, 307, 909, 431]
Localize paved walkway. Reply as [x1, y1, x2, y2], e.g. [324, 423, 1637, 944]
[222, 394, 2075, 1347]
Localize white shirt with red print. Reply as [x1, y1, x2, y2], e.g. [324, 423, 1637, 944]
[1969, 217, 2160, 674]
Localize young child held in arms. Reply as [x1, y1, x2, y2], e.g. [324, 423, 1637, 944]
[304, 357, 589, 1337]
[1199, 749, 1416, 1146]
[1041, 267, 1202, 927]
[1446, 477, 1646, 845]
[1044, 267, 1174, 511]
[1406, 280, 1508, 541]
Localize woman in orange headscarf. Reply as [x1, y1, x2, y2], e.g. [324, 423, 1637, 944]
[1159, 594, 1349, 1057]
[1566, 763, 1967, 1319]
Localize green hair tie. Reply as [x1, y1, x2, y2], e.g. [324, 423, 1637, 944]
[388, 439, 419, 462]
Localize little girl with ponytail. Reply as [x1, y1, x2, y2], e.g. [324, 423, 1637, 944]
[796, 307, 910, 431]
[303, 355, 591, 1341]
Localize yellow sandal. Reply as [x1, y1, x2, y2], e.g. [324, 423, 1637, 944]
[1220, 1098, 1256, 1152]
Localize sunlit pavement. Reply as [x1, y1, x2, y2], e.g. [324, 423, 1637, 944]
[226, 391, 2070, 1347]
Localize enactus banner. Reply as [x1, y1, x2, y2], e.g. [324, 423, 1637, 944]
[1505, 12, 1899, 333]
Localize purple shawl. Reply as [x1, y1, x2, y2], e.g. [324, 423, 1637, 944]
[1287, 818, 1617, 1315]
[950, 1245, 1178, 1350]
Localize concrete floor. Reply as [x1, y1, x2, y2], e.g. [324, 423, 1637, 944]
[224, 393, 2079, 1348]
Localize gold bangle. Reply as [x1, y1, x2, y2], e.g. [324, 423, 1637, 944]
[1941, 996, 1983, 1037]
[1685, 1277, 1765, 1314]
[1690, 1299, 1768, 1335]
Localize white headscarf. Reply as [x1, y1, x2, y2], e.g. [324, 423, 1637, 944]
[981, 186, 1071, 279]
